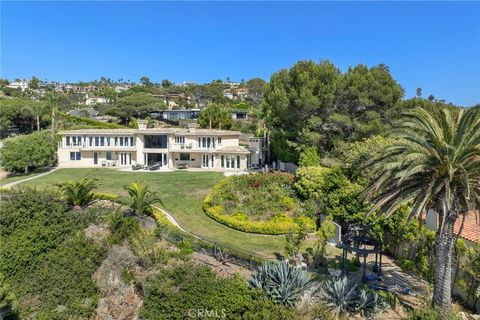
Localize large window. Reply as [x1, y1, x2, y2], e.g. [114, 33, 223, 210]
[145, 135, 167, 148]
[198, 136, 216, 149]
[180, 153, 190, 161]
[106, 151, 112, 160]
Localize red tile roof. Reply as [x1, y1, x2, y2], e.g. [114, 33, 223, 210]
[455, 211, 480, 243]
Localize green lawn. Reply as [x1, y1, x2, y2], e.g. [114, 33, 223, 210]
[17, 168, 285, 259]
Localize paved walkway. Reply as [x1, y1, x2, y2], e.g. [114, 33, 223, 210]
[152, 205, 203, 240]
[2, 167, 59, 188]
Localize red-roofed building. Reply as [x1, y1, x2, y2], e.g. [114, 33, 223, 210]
[424, 209, 480, 244]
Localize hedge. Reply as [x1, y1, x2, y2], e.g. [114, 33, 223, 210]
[203, 193, 315, 235]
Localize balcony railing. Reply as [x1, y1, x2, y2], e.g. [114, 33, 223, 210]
[58, 142, 135, 149]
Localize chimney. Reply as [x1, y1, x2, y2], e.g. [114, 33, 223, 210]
[138, 120, 148, 130]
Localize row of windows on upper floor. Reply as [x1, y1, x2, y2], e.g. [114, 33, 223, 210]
[63, 135, 224, 149]
[65, 136, 135, 147]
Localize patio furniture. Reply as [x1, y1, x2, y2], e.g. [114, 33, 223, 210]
[148, 163, 161, 171]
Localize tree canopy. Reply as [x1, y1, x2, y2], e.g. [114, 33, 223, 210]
[0, 131, 56, 173]
[263, 60, 405, 162]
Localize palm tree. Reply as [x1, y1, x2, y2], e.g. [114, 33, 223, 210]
[363, 106, 480, 311]
[124, 181, 162, 216]
[56, 178, 97, 211]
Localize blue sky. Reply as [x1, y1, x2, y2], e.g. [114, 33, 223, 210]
[1, 1, 479, 107]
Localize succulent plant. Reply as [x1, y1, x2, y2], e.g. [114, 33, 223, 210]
[316, 277, 388, 318]
[249, 261, 312, 306]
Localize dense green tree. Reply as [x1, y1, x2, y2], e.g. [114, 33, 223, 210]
[108, 92, 164, 118]
[140, 76, 152, 87]
[0, 98, 48, 135]
[363, 106, 480, 311]
[29, 76, 41, 89]
[298, 146, 320, 167]
[263, 60, 404, 162]
[197, 104, 233, 130]
[0, 131, 56, 173]
[295, 166, 367, 225]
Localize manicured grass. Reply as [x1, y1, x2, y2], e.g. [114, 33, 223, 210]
[18, 168, 286, 259]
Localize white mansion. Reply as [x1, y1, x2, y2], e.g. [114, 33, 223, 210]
[57, 122, 264, 171]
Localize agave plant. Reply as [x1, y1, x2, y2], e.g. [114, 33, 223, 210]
[56, 178, 97, 211]
[124, 181, 162, 216]
[249, 261, 312, 306]
[317, 277, 388, 318]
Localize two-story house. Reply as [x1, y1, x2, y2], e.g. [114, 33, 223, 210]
[57, 122, 250, 171]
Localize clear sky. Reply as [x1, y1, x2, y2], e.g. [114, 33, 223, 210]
[1, 1, 479, 107]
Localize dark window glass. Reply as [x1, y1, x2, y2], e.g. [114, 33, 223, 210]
[144, 135, 168, 148]
[70, 152, 75, 160]
[107, 137, 110, 146]
[180, 153, 190, 161]
[237, 156, 240, 168]
[115, 137, 118, 146]
[106, 151, 112, 160]
[130, 137, 134, 146]
[100, 137, 105, 146]
[89, 137, 93, 146]
[95, 136, 99, 146]
[76, 152, 81, 160]
[66, 136, 70, 146]
[221, 155, 224, 167]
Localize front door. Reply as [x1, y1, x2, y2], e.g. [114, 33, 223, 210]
[93, 152, 98, 165]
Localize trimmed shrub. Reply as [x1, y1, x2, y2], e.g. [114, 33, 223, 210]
[203, 173, 315, 235]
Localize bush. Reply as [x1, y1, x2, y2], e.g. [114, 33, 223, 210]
[204, 173, 315, 235]
[249, 261, 312, 306]
[107, 210, 140, 244]
[0, 189, 105, 319]
[295, 166, 368, 225]
[141, 263, 294, 320]
[298, 147, 320, 167]
[0, 131, 56, 173]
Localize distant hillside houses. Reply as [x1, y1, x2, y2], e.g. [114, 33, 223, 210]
[223, 87, 249, 100]
[85, 95, 108, 105]
[7, 79, 29, 91]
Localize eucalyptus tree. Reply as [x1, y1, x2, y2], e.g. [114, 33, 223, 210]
[363, 106, 480, 311]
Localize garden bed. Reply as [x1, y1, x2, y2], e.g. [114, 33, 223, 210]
[203, 172, 315, 235]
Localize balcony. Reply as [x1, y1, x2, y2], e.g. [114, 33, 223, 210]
[58, 142, 136, 150]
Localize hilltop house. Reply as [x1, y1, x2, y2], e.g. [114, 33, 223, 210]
[57, 122, 252, 171]
[7, 79, 29, 91]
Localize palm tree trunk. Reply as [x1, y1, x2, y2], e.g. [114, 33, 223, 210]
[432, 214, 457, 311]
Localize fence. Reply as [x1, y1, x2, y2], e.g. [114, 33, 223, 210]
[387, 237, 480, 313]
